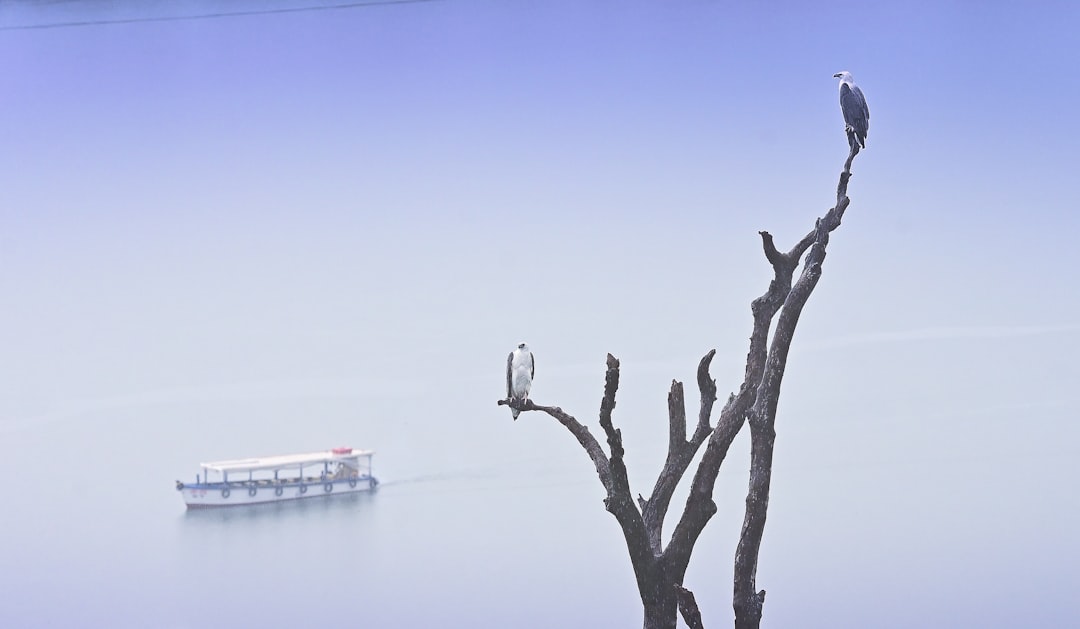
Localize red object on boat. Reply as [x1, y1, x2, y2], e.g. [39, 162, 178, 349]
[331, 447, 353, 455]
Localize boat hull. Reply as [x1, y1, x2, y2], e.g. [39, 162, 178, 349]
[180, 476, 378, 508]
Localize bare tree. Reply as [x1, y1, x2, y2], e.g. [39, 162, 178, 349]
[499, 139, 864, 628]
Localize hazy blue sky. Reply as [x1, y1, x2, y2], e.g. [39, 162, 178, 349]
[1, 1, 1078, 627]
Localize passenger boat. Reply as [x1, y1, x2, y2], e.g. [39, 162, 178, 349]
[176, 447, 377, 508]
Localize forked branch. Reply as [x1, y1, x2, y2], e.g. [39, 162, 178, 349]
[732, 138, 861, 629]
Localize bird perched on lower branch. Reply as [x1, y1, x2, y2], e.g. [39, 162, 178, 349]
[506, 342, 534, 420]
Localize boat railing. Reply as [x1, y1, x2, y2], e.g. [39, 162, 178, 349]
[179, 473, 374, 490]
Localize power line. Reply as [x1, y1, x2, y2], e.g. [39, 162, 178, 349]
[0, 0, 442, 32]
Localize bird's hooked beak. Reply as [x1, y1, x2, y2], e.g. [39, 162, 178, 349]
[518, 343, 526, 349]
[833, 72, 842, 78]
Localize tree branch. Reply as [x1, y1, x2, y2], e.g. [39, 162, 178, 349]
[497, 398, 612, 489]
[591, 355, 654, 588]
[675, 585, 706, 629]
[732, 138, 860, 629]
[664, 229, 799, 572]
[667, 380, 687, 457]
[598, 353, 623, 459]
[499, 356, 656, 598]
[641, 351, 718, 553]
[694, 350, 718, 442]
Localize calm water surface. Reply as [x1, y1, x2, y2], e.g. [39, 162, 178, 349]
[3, 374, 1079, 628]
[0, 395, 649, 629]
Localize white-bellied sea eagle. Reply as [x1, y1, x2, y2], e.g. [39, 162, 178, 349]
[834, 71, 870, 148]
[506, 342, 534, 420]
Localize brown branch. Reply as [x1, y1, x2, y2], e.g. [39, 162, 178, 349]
[675, 585, 705, 629]
[597, 353, 622, 458]
[843, 131, 861, 175]
[759, 231, 784, 267]
[732, 139, 859, 629]
[640, 379, 686, 552]
[694, 350, 718, 441]
[664, 229, 800, 572]
[592, 355, 654, 590]
[592, 355, 638, 524]
[641, 351, 717, 553]
[500, 357, 652, 618]
[782, 141, 856, 270]
[734, 232, 826, 627]
[595, 355, 630, 503]
[497, 397, 612, 489]
[667, 380, 687, 458]
[502, 358, 657, 595]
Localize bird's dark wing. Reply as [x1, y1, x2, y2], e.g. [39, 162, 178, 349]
[840, 83, 869, 145]
[854, 85, 870, 125]
[530, 352, 535, 380]
[506, 352, 513, 398]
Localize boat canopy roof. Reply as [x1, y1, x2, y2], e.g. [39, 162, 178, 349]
[201, 449, 374, 474]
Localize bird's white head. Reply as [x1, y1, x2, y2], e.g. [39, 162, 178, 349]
[517, 342, 528, 351]
[833, 71, 854, 84]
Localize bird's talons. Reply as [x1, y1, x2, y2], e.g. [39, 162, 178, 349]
[500, 397, 532, 411]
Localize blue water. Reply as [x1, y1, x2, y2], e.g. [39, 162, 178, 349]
[4, 380, 1079, 628]
[0, 396, 651, 628]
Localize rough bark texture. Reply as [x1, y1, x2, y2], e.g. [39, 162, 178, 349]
[498, 138, 862, 628]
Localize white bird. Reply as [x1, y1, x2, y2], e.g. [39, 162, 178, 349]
[833, 71, 870, 148]
[506, 342, 535, 420]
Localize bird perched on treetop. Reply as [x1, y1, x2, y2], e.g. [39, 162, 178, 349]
[834, 71, 870, 148]
[506, 342, 534, 420]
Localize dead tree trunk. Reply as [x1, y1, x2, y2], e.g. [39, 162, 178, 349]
[498, 140, 863, 628]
